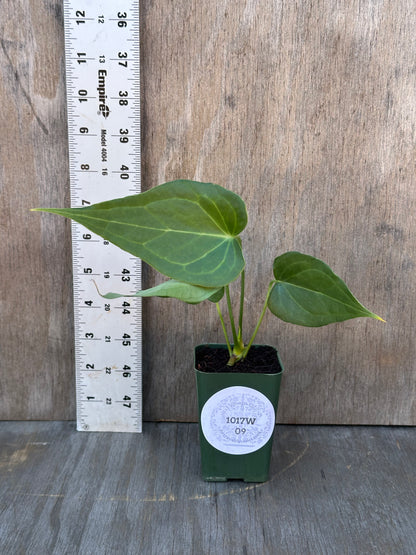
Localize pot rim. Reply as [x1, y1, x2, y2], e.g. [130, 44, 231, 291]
[194, 343, 284, 376]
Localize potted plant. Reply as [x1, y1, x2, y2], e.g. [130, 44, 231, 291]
[33, 180, 383, 482]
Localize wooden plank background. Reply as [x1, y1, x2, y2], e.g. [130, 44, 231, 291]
[1, 0, 415, 424]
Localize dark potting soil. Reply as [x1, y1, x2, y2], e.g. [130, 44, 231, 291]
[195, 345, 282, 374]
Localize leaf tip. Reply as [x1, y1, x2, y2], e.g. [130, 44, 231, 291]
[92, 280, 104, 298]
[374, 314, 386, 323]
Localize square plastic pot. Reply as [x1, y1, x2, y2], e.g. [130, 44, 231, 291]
[194, 344, 283, 482]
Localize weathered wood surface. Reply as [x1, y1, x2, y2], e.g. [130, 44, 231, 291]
[0, 0, 74, 420]
[1, 422, 415, 554]
[1, 1, 415, 422]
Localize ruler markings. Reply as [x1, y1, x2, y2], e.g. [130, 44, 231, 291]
[64, 0, 142, 433]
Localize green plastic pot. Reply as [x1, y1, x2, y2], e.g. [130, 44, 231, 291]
[194, 344, 284, 482]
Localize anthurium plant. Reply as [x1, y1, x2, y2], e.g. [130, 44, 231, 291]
[33, 180, 383, 366]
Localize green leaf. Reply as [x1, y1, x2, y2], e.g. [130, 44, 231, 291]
[207, 288, 225, 303]
[268, 251, 384, 326]
[33, 180, 247, 287]
[96, 279, 224, 305]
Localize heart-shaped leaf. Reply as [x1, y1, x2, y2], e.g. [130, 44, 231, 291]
[96, 279, 224, 304]
[34, 180, 247, 287]
[268, 251, 384, 326]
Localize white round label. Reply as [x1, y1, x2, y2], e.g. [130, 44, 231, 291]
[200, 386, 276, 455]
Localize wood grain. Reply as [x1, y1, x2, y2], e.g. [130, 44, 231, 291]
[141, 0, 416, 423]
[1, 422, 415, 553]
[0, 0, 74, 419]
[1, 0, 415, 423]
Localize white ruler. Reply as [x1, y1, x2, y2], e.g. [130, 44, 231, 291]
[63, 0, 142, 432]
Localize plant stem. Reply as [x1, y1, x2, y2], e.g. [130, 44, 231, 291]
[216, 302, 232, 355]
[241, 280, 276, 359]
[238, 270, 245, 336]
[225, 285, 238, 346]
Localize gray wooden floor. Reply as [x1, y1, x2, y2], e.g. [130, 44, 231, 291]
[1, 422, 415, 555]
